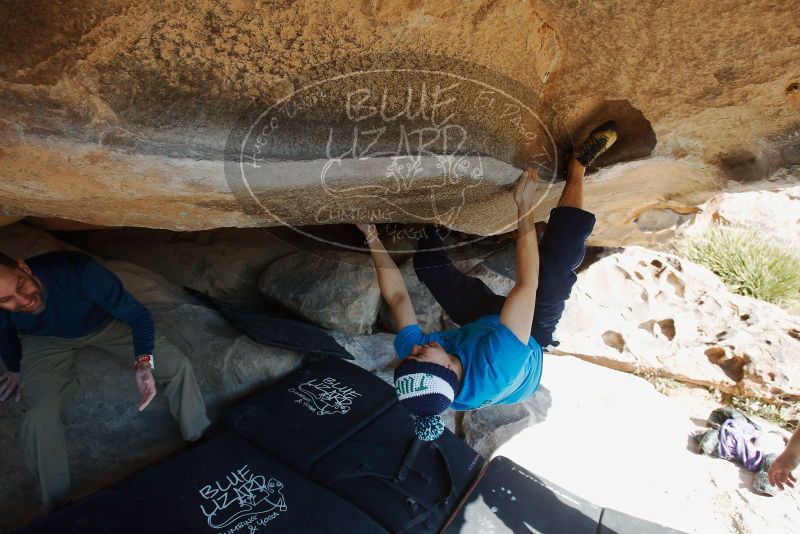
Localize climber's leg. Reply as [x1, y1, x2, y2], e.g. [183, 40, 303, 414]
[413, 227, 505, 326]
[556, 156, 586, 209]
[529, 112, 623, 351]
[530, 156, 595, 348]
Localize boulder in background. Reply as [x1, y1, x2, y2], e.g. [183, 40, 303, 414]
[259, 251, 382, 334]
[554, 247, 800, 401]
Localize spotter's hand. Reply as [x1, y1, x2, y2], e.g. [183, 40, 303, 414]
[134, 362, 156, 412]
[0, 372, 21, 402]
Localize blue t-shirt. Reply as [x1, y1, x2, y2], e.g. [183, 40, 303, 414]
[394, 315, 543, 410]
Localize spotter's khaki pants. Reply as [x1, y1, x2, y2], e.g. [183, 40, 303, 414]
[19, 318, 210, 510]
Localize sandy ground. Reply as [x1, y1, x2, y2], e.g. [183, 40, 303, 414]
[496, 355, 800, 534]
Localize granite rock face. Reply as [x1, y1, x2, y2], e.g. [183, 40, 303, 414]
[258, 251, 382, 334]
[553, 247, 800, 402]
[53, 226, 298, 305]
[1, 1, 798, 234]
[677, 181, 800, 251]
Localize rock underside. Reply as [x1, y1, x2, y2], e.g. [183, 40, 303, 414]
[0, 0, 798, 235]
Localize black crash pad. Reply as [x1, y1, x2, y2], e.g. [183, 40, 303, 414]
[183, 286, 353, 359]
[222, 357, 397, 475]
[444, 455, 602, 534]
[14, 490, 120, 534]
[16, 432, 386, 534]
[311, 404, 484, 534]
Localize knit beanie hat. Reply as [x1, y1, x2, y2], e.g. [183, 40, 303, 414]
[394, 359, 459, 441]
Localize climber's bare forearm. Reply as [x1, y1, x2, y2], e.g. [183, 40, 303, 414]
[367, 237, 418, 329]
[514, 207, 540, 288]
[499, 203, 539, 343]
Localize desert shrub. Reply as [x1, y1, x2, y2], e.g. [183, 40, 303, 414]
[674, 225, 800, 305]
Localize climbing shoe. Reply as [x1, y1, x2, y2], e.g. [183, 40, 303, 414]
[573, 120, 618, 167]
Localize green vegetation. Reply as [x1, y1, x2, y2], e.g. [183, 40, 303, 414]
[637, 370, 799, 432]
[673, 225, 800, 307]
[728, 394, 799, 432]
[634, 369, 682, 396]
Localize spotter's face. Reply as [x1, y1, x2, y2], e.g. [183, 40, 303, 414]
[0, 262, 46, 314]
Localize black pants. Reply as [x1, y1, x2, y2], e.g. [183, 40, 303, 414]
[413, 207, 596, 348]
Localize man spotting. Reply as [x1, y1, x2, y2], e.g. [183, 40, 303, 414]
[359, 122, 618, 440]
[0, 250, 210, 510]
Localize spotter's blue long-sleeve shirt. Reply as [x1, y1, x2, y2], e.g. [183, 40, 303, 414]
[0, 251, 155, 373]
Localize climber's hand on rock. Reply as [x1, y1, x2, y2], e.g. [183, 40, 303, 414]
[768, 451, 799, 490]
[357, 223, 379, 243]
[513, 167, 539, 212]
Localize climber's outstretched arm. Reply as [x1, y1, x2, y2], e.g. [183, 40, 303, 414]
[499, 169, 540, 344]
[357, 224, 418, 330]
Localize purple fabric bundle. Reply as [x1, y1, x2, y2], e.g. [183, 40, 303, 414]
[717, 418, 763, 471]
